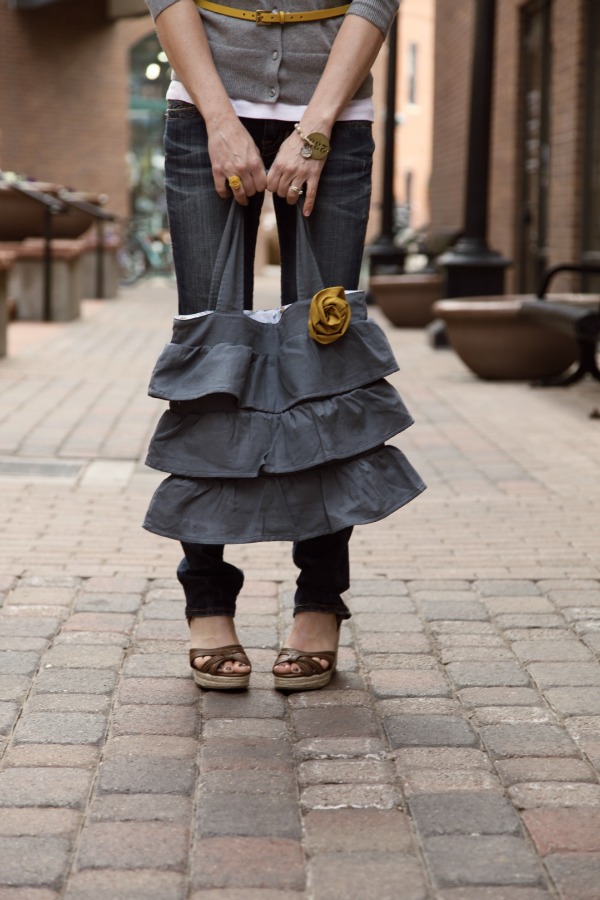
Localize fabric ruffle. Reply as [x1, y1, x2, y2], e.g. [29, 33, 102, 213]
[148, 295, 399, 412]
[146, 381, 414, 477]
[143, 446, 425, 544]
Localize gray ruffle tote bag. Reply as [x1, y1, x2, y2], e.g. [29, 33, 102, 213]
[143, 203, 425, 544]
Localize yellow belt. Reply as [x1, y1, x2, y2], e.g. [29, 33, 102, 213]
[195, 0, 350, 25]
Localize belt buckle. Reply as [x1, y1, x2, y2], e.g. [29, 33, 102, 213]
[256, 9, 285, 24]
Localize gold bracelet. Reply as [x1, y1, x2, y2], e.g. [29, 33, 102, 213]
[294, 123, 331, 160]
[294, 123, 315, 148]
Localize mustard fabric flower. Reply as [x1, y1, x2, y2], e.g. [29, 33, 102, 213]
[308, 286, 352, 345]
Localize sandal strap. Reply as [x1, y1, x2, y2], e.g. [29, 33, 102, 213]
[189, 644, 251, 675]
[273, 647, 337, 676]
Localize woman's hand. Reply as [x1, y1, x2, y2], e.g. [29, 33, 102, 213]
[154, 0, 267, 206]
[266, 130, 328, 216]
[264, 14, 386, 216]
[207, 117, 267, 205]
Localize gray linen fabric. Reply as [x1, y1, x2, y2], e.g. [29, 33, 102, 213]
[144, 448, 425, 544]
[146, 382, 414, 477]
[147, 297, 400, 410]
[143, 205, 426, 544]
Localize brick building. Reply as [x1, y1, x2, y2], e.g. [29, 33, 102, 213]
[430, 0, 600, 293]
[0, 0, 152, 216]
[394, 0, 435, 230]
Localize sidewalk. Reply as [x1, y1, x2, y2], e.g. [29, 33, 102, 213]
[0, 273, 599, 900]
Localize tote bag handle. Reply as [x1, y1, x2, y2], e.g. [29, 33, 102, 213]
[208, 200, 326, 313]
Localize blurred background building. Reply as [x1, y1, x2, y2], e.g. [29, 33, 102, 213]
[368, 1, 435, 245]
[392, 0, 435, 232]
[431, 0, 600, 293]
[0, 0, 436, 252]
[3, 0, 599, 290]
[0, 0, 150, 216]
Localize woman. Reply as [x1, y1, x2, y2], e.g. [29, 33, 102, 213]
[144, 0, 418, 691]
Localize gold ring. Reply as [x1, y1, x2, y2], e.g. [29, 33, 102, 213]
[228, 175, 242, 190]
[289, 184, 303, 196]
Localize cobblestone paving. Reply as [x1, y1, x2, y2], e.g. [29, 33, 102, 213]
[0, 276, 599, 898]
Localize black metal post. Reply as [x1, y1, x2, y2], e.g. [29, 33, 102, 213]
[437, 0, 511, 298]
[367, 15, 407, 275]
[464, 0, 494, 243]
[381, 15, 397, 242]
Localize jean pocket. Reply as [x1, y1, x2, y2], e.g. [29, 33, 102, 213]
[166, 100, 201, 120]
[333, 122, 373, 142]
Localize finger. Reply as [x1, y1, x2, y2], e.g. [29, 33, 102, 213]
[277, 178, 291, 199]
[302, 177, 319, 216]
[227, 174, 243, 192]
[241, 172, 266, 199]
[227, 175, 249, 206]
[265, 159, 299, 196]
[286, 183, 305, 206]
[251, 165, 268, 194]
[265, 167, 279, 194]
[213, 162, 238, 200]
[276, 173, 305, 200]
[213, 171, 230, 199]
[231, 165, 267, 202]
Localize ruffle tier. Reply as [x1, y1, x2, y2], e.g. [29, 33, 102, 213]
[146, 381, 414, 477]
[143, 446, 426, 544]
[148, 295, 399, 412]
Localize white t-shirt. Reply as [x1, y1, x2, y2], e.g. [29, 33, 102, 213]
[166, 79, 375, 122]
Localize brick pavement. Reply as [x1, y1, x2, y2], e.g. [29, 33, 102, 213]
[0, 273, 599, 899]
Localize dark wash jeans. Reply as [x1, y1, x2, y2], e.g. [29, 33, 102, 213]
[164, 101, 375, 620]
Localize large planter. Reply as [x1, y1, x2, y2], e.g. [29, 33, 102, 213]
[370, 273, 443, 327]
[0, 182, 110, 241]
[432, 295, 580, 380]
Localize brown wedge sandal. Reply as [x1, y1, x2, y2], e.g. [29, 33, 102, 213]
[272, 647, 337, 691]
[273, 615, 343, 692]
[273, 615, 342, 692]
[189, 644, 251, 690]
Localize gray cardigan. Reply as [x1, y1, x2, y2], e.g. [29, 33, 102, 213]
[145, 0, 399, 106]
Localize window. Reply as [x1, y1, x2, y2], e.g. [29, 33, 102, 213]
[405, 170, 413, 207]
[407, 43, 418, 104]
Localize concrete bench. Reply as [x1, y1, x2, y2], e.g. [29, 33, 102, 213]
[0, 248, 17, 357]
[13, 237, 87, 321]
[82, 228, 121, 299]
[1, 177, 118, 309]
